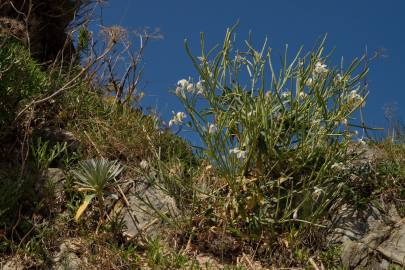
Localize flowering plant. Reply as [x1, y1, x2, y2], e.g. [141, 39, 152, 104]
[173, 26, 373, 234]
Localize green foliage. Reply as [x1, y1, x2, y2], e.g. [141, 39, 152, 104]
[71, 158, 123, 222]
[158, 131, 196, 165]
[0, 10, 401, 267]
[170, 27, 370, 239]
[375, 141, 405, 215]
[31, 138, 67, 171]
[145, 237, 190, 269]
[77, 26, 91, 53]
[0, 168, 22, 226]
[319, 245, 343, 269]
[0, 38, 49, 129]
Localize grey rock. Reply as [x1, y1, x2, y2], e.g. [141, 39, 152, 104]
[42, 168, 66, 208]
[376, 219, 405, 266]
[379, 259, 390, 270]
[1, 258, 25, 270]
[340, 217, 405, 269]
[45, 168, 66, 187]
[388, 204, 402, 223]
[52, 239, 84, 270]
[120, 181, 179, 239]
[341, 240, 369, 268]
[329, 201, 405, 269]
[328, 203, 385, 243]
[347, 143, 385, 166]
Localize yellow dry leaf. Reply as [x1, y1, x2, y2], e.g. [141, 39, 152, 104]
[74, 194, 95, 222]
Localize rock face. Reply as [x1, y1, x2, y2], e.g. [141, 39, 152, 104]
[114, 180, 179, 239]
[52, 238, 85, 270]
[1, 257, 25, 270]
[330, 203, 405, 269]
[377, 221, 405, 265]
[327, 143, 405, 269]
[328, 204, 387, 244]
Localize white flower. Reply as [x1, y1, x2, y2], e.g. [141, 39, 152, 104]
[177, 79, 189, 89]
[314, 61, 328, 74]
[175, 86, 185, 98]
[305, 77, 314, 87]
[298, 91, 307, 99]
[335, 73, 344, 83]
[196, 80, 206, 95]
[312, 186, 324, 200]
[342, 118, 348, 125]
[176, 79, 191, 97]
[349, 90, 361, 100]
[168, 119, 176, 127]
[358, 138, 366, 145]
[312, 186, 324, 198]
[186, 83, 194, 93]
[169, 111, 186, 127]
[140, 160, 149, 169]
[292, 208, 298, 219]
[347, 90, 365, 108]
[197, 56, 206, 62]
[281, 92, 290, 98]
[208, 123, 218, 134]
[176, 112, 186, 121]
[229, 148, 247, 159]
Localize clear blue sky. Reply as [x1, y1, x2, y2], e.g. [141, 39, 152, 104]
[95, 0, 405, 141]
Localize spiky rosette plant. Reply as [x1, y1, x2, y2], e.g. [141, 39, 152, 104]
[71, 158, 123, 224]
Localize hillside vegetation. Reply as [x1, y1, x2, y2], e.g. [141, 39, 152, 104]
[0, 1, 404, 269]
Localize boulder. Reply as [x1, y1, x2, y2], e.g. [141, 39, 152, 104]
[113, 180, 179, 239]
[331, 203, 405, 269]
[52, 238, 85, 270]
[1, 257, 25, 270]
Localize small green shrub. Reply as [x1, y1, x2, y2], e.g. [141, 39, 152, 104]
[0, 38, 49, 130]
[31, 138, 67, 171]
[170, 27, 370, 240]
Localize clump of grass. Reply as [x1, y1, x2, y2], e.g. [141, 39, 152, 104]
[162, 25, 373, 258]
[373, 140, 405, 216]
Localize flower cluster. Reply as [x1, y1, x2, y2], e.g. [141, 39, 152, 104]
[314, 61, 328, 74]
[305, 61, 329, 87]
[169, 111, 186, 127]
[175, 78, 206, 97]
[229, 147, 247, 159]
[347, 90, 365, 108]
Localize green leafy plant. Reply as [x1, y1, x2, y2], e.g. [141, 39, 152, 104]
[0, 38, 49, 129]
[31, 138, 67, 170]
[71, 158, 123, 224]
[170, 26, 373, 239]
